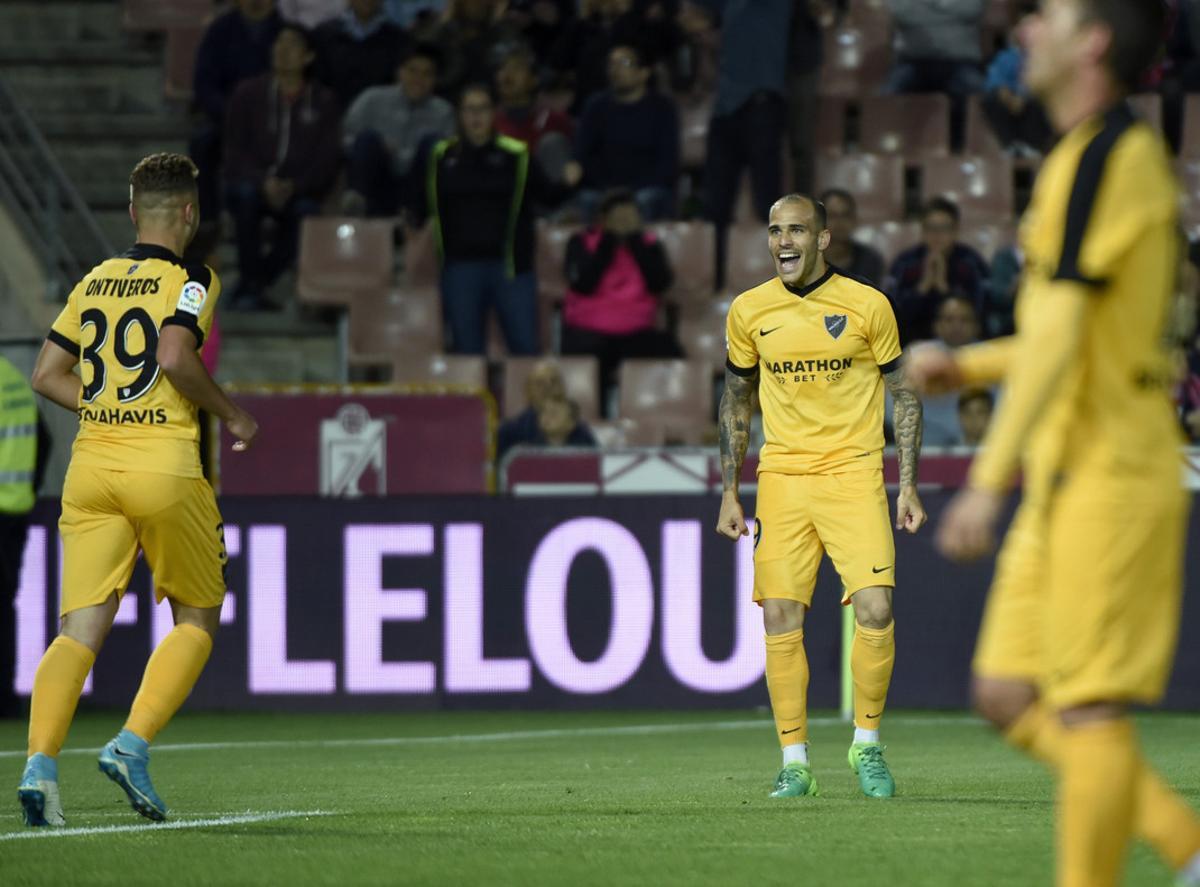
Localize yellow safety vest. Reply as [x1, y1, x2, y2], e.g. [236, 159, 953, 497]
[0, 356, 36, 514]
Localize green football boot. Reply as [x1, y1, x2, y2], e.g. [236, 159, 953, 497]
[769, 761, 819, 798]
[848, 742, 895, 798]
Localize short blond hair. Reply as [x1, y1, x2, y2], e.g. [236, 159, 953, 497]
[129, 153, 198, 206]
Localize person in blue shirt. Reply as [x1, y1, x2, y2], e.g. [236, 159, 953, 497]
[980, 2, 1053, 155]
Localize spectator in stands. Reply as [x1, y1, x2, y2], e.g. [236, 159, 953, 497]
[931, 292, 981, 348]
[386, 0, 447, 28]
[957, 387, 993, 447]
[549, 0, 644, 112]
[885, 197, 989, 344]
[494, 46, 574, 175]
[562, 188, 681, 395]
[682, 0, 792, 286]
[819, 188, 884, 285]
[497, 361, 597, 458]
[885, 0, 987, 98]
[426, 0, 520, 99]
[342, 43, 457, 217]
[790, 1, 842, 194]
[500, 0, 576, 62]
[190, 0, 283, 222]
[416, 83, 582, 354]
[574, 44, 680, 221]
[983, 238, 1022, 338]
[981, 2, 1053, 157]
[223, 25, 342, 311]
[313, 0, 410, 109]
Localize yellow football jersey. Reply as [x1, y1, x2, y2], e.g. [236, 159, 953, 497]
[48, 243, 220, 478]
[726, 268, 902, 475]
[1012, 102, 1181, 499]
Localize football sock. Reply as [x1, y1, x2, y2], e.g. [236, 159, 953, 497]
[782, 743, 809, 766]
[27, 635, 95, 757]
[854, 728, 880, 744]
[852, 621, 894, 731]
[124, 624, 213, 743]
[1008, 702, 1200, 870]
[765, 628, 808, 746]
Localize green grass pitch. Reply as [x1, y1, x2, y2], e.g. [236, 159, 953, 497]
[1, 710, 1197, 886]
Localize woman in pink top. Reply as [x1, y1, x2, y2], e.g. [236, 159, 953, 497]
[562, 188, 680, 400]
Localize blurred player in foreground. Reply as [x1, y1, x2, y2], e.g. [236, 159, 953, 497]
[17, 153, 258, 826]
[717, 193, 925, 799]
[908, 1, 1200, 884]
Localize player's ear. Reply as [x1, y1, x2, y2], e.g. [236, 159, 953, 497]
[818, 228, 832, 251]
[129, 203, 138, 228]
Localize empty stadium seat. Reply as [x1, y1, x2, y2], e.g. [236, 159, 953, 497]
[921, 155, 1015, 224]
[618, 359, 715, 445]
[535, 222, 577, 302]
[347, 286, 442, 366]
[404, 221, 439, 289]
[724, 223, 777, 295]
[859, 95, 952, 158]
[587, 418, 645, 449]
[852, 221, 921, 268]
[819, 19, 892, 98]
[964, 95, 1007, 161]
[960, 222, 1016, 263]
[1183, 96, 1200, 159]
[163, 27, 204, 101]
[676, 307, 728, 368]
[122, 0, 212, 30]
[815, 99, 849, 155]
[816, 153, 906, 222]
[297, 218, 394, 307]
[652, 221, 716, 309]
[1129, 92, 1163, 132]
[502, 356, 602, 421]
[391, 353, 488, 388]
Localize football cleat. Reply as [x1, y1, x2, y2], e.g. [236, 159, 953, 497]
[18, 753, 66, 827]
[98, 731, 168, 822]
[769, 761, 820, 798]
[848, 741, 896, 798]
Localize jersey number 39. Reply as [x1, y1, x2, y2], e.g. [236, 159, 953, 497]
[79, 307, 161, 404]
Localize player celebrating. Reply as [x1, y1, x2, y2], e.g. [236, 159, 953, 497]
[17, 153, 257, 826]
[716, 194, 926, 799]
[908, 1, 1200, 884]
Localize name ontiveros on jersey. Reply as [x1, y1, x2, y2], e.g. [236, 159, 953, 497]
[83, 277, 162, 298]
[79, 406, 168, 425]
[767, 356, 854, 385]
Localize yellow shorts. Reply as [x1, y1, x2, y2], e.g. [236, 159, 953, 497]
[973, 488, 1188, 709]
[752, 469, 895, 607]
[59, 464, 227, 616]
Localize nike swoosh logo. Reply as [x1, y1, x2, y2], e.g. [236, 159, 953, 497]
[112, 747, 138, 758]
[781, 727, 804, 735]
[759, 326, 782, 337]
[865, 713, 880, 720]
[871, 565, 891, 574]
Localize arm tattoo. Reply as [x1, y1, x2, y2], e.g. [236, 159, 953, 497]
[718, 366, 758, 493]
[884, 365, 923, 488]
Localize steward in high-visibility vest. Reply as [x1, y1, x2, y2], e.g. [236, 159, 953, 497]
[0, 356, 37, 516]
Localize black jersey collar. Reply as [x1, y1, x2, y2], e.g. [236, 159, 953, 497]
[123, 243, 184, 265]
[782, 265, 835, 299]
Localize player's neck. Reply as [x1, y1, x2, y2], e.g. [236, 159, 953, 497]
[1044, 71, 1122, 134]
[134, 231, 185, 259]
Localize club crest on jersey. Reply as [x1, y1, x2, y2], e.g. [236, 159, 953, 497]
[177, 281, 207, 316]
[824, 314, 847, 340]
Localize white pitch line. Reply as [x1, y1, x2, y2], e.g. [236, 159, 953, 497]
[0, 715, 981, 761]
[0, 810, 332, 842]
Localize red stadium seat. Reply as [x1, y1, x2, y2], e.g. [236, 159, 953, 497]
[852, 221, 921, 269]
[651, 221, 716, 310]
[964, 95, 1007, 161]
[297, 218, 394, 307]
[502, 356, 602, 421]
[816, 153, 906, 223]
[676, 305, 728, 368]
[617, 359, 716, 445]
[815, 98, 849, 155]
[123, 0, 213, 30]
[859, 95, 952, 158]
[535, 222, 578, 303]
[404, 221, 440, 289]
[347, 286, 442, 366]
[1183, 95, 1200, 160]
[163, 27, 204, 101]
[724, 223, 777, 295]
[921, 155, 1015, 224]
[819, 18, 892, 98]
[959, 221, 1016, 263]
[391, 353, 488, 388]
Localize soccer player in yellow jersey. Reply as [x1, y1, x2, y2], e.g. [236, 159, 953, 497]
[908, 1, 1200, 884]
[16, 153, 258, 826]
[716, 194, 926, 799]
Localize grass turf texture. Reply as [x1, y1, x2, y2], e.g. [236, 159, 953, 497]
[1, 711, 1197, 886]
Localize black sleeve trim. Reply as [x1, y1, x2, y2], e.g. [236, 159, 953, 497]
[878, 356, 902, 375]
[46, 329, 80, 357]
[184, 263, 213, 289]
[1052, 107, 1134, 288]
[161, 312, 205, 349]
[725, 357, 758, 377]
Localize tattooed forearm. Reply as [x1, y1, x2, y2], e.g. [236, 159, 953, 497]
[719, 367, 758, 493]
[884, 366, 923, 488]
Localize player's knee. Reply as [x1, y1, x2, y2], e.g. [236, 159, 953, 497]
[972, 676, 1036, 731]
[851, 590, 892, 630]
[762, 599, 806, 635]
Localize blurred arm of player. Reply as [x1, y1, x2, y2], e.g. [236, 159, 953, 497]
[715, 366, 757, 539]
[30, 340, 82, 411]
[157, 325, 259, 452]
[936, 283, 1087, 561]
[883, 364, 927, 533]
[906, 336, 1017, 395]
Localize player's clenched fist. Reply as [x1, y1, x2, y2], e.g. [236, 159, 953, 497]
[904, 342, 963, 396]
[226, 408, 259, 452]
[716, 491, 749, 540]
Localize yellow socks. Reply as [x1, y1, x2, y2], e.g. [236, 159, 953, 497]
[765, 629, 808, 746]
[1057, 718, 1138, 887]
[1007, 702, 1200, 871]
[27, 636, 96, 757]
[851, 621, 895, 731]
[124, 624, 213, 743]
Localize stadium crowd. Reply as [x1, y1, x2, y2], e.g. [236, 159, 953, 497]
[182, 0, 1200, 447]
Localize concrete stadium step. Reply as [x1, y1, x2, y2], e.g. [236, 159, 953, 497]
[5, 67, 168, 115]
[0, 1, 125, 43]
[0, 38, 159, 66]
[37, 111, 188, 142]
[215, 332, 341, 385]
